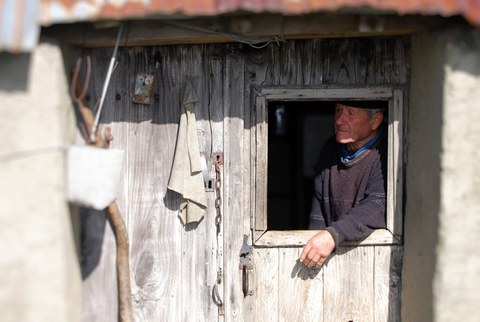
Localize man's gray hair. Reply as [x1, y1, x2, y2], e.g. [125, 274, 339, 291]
[365, 107, 385, 119]
[337, 101, 387, 120]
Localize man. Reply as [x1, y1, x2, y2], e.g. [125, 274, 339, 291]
[299, 101, 387, 269]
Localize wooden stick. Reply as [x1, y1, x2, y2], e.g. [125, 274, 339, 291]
[71, 60, 133, 321]
[108, 202, 134, 322]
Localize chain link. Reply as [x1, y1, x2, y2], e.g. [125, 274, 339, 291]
[213, 154, 224, 315]
[214, 161, 222, 232]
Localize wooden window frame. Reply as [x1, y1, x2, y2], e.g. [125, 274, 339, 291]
[251, 86, 404, 247]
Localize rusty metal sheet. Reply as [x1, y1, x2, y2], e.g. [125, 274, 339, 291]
[0, 0, 39, 53]
[36, 0, 480, 26]
[2, 0, 480, 54]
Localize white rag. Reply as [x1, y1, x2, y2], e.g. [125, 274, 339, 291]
[167, 82, 207, 224]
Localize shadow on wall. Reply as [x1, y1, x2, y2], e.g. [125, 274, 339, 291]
[64, 37, 406, 128]
[79, 207, 108, 279]
[0, 53, 30, 91]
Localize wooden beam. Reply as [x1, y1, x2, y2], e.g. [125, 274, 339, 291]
[44, 13, 447, 48]
[254, 229, 401, 247]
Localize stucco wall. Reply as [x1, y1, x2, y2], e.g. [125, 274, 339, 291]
[403, 30, 443, 322]
[436, 27, 480, 322]
[0, 40, 81, 321]
[404, 25, 480, 322]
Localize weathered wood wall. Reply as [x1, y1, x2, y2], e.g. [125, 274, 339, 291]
[80, 37, 406, 322]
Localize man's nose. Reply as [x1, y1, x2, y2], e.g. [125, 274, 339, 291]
[335, 111, 345, 125]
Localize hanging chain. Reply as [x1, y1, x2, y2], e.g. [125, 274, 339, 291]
[212, 153, 224, 316]
[214, 153, 223, 233]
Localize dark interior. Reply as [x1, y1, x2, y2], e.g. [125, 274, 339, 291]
[267, 101, 335, 230]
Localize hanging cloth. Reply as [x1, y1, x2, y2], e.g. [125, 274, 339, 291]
[167, 81, 207, 224]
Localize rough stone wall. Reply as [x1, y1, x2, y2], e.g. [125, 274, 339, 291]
[0, 40, 81, 322]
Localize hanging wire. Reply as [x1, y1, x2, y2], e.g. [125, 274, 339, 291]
[164, 21, 284, 49]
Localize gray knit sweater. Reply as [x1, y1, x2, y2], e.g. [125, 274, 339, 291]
[308, 130, 387, 246]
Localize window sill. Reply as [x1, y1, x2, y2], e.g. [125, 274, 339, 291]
[254, 229, 401, 248]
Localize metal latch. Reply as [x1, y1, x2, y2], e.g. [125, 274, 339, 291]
[202, 152, 224, 192]
[212, 268, 224, 315]
[239, 235, 253, 297]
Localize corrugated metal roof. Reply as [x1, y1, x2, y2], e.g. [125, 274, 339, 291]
[36, 0, 479, 25]
[0, 0, 39, 53]
[1, 0, 479, 53]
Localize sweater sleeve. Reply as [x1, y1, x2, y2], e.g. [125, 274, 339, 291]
[308, 138, 336, 230]
[308, 175, 326, 230]
[328, 156, 387, 245]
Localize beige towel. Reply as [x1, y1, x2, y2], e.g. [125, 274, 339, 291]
[167, 82, 207, 224]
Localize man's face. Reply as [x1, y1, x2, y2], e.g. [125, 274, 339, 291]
[334, 103, 377, 147]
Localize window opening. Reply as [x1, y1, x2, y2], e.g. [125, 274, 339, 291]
[253, 87, 403, 247]
[267, 101, 336, 230]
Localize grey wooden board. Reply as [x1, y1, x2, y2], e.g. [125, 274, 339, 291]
[79, 38, 406, 321]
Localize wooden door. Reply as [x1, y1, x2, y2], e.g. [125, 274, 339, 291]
[248, 86, 404, 322]
[79, 37, 406, 321]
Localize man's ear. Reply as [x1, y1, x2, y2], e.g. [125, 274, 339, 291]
[371, 112, 384, 131]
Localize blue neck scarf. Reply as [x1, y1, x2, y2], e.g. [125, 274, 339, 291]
[341, 123, 385, 164]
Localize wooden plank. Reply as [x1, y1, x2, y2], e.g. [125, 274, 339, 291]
[243, 45, 273, 320]
[277, 41, 300, 85]
[251, 248, 279, 322]
[311, 39, 326, 84]
[254, 229, 400, 247]
[80, 48, 119, 322]
[51, 14, 445, 48]
[374, 246, 403, 322]
[278, 248, 323, 322]
[258, 86, 394, 101]
[293, 40, 316, 85]
[392, 39, 407, 84]
[391, 89, 404, 239]
[371, 38, 407, 85]
[254, 96, 268, 236]
[179, 44, 218, 322]
[81, 211, 119, 322]
[118, 45, 183, 321]
[81, 46, 186, 322]
[244, 44, 276, 87]
[353, 38, 375, 84]
[323, 246, 375, 322]
[222, 43, 248, 320]
[201, 44, 227, 321]
[325, 38, 359, 84]
[243, 42, 273, 242]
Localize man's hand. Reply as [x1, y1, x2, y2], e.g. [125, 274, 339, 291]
[299, 230, 336, 268]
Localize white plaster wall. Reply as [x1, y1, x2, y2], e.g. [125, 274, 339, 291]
[405, 25, 480, 322]
[403, 29, 444, 322]
[435, 27, 480, 322]
[0, 40, 81, 322]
